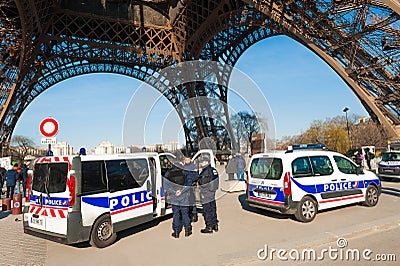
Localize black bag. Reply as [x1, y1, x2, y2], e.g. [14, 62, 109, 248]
[209, 167, 219, 191]
[166, 167, 186, 186]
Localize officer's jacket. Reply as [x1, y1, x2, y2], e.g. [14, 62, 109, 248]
[5, 169, 18, 186]
[163, 166, 191, 205]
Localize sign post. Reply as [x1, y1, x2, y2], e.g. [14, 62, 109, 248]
[39, 117, 59, 156]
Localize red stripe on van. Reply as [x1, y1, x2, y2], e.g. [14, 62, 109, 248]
[50, 209, 56, 217]
[111, 201, 153, 215]
[319, 194, 364, 204]
[58, 210, 66, 218]
[249, 196, 285, 206]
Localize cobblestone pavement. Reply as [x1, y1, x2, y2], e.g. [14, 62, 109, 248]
[0, 198, 46, 266]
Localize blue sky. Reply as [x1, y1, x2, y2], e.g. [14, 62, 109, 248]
[13, 36, 368, 150]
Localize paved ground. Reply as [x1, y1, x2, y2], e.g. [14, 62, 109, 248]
[0, 168, 399, 266]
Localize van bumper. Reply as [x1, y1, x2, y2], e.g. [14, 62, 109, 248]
[23, 211, 91, 245]
[246, 195, 298, 215]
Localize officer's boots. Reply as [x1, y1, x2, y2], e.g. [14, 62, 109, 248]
[171, 231, 180, 238]
[212, 224, 218, 232]
[185, 228, 192, 237]
[192, 213, 198, 223]
[200, 227, 213, 234]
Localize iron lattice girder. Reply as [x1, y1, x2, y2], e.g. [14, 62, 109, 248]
[1, 0, 400, 148]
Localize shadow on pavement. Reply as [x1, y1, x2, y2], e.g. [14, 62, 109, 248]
[237, 194, 291, 220]
[381, 187, 400, 198]
[0, 210, 11, 219]
[70, 214, 173, 249]
[379, 177, 400, 183]
[116, 214, 172, 242]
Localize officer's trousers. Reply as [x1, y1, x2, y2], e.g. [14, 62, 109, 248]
[202, 199, 218, 227]
[172, 204, 191, 231]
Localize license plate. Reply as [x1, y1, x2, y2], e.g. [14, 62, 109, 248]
[259, 192, 273, 198]
[385, 169, 394, 173]
[31, 217, 43, 226]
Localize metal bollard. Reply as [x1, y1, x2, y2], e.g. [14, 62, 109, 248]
[12, 193, 22, 215]
[2, 198, 11, 211]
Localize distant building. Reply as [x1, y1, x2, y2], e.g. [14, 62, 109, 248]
[53, 141, 73, 156]
[94, 140, 181, 155]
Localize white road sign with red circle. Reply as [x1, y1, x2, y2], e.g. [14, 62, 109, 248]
[39, 117, 59, 138]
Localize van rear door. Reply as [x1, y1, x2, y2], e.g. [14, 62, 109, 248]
[28, 158, 71, 235]
[247, 156, 285, 206]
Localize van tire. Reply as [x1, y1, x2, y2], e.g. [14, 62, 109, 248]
[294, 196, 317, 223]
[90, 215, 117, 248]
[364, 185, 379, 207]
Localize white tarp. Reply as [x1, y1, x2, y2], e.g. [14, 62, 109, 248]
[0, 156, 12, 169]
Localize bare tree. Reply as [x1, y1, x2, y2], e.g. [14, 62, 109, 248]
[11, 135, 35, 163]
[350, 121, 390, 150]
[230, 111, 263, 153]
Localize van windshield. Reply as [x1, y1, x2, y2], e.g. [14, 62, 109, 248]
[382, 152, 400, 162]
[250, 157, 283, 180]
[32, 163, 68, 193]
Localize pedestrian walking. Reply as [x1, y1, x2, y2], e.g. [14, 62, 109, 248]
[4, 163, 18, 199]
[183, 157, 199, 222]
[236, 154, 246, 181]
[364, 148, 375, 170]
[164, 163, 192, 238]
[225, 155, 237, 180]
[0, 166, 6, 195]
[198, 158, 219, 234]
[14, 163, 21, 194]
[20, 163, 28, 197]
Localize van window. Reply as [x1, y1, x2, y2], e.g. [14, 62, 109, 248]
[250, 158, 283, 180]
[32, 163, 68, 193]
[292, 157, 312, 177]
[334, 156, 357, 174]
[82, 161, 107, 194]
[310, 156, 333, 176]
[382, 152, 400, 161]
[106, 159, 149, 192]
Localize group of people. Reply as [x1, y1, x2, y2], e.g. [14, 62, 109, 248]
[0, 163, 28, 200]
[352, 148, 375, 170]
[225, 154, 246, 181]
[163, 156, 219, 238]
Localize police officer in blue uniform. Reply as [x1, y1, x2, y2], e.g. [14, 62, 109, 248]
[183, 157, 199, 222]
[198, 159, 219, 234]
[164, 164, 192, 238]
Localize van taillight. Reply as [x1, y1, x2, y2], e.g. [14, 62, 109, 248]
[283, 172, 291, 195]
[26, 175, 32, 201]
[67, 176, 76, 206]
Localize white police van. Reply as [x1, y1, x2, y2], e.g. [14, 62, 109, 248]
[23, 150, 214, 247]
[378, 151, 400, 180]
[246, 144, 381, 222]
[378, 140, 400, 181]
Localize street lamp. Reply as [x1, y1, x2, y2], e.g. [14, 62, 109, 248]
[343, 107, 351, 148]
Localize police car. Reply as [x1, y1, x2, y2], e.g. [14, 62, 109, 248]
[246, 144, 381, 222]
[378, 151, 400, 181]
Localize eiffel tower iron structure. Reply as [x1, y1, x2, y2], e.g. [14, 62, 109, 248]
[0, 0, 399, 152]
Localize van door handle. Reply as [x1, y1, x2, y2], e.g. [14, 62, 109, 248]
[331, 179, 337, 182]
[340, 178, 347, 181]
[146, 180, 151, 193]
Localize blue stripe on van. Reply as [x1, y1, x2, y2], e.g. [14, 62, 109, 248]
[82, 196, 109, 208]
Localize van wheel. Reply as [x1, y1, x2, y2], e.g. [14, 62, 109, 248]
[90, 215, 117, 248]
[364, 185, 379, 207]
[294, 196, 317, 223]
